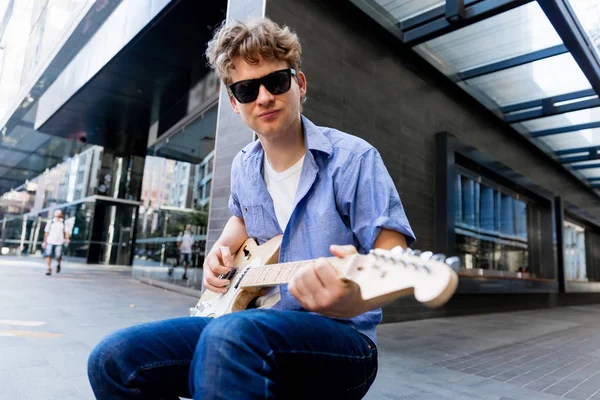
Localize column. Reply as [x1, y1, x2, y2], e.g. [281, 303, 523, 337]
[206, 0, 266, 252]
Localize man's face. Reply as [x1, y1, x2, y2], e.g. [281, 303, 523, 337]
[56, 212, 62, 219]
[228, 57, 307, 139]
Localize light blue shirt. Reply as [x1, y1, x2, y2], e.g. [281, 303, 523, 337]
[229, 115, 415, 343]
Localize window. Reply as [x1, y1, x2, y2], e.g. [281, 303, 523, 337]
[564, 220, 587, 281]
[455, 173, 529, 274]
[203, 179, 212, 200]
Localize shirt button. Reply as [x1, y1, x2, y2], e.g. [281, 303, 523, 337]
[243, 207, 248, 213]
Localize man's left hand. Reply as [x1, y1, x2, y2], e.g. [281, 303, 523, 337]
[288, 245, 365, 319]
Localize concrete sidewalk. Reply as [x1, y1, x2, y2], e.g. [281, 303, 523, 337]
[1, 256, 600, 399]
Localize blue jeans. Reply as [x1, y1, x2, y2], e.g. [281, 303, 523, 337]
[44, 244, 63, 259]
[88, 309, 378, 399]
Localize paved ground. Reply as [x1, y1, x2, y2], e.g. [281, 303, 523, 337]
[1, 256, 600, 399]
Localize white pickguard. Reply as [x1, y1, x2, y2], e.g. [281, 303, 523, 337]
[189, 257, 263, 318]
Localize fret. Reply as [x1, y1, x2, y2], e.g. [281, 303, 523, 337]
[274, 264, 284, 283]
[239, 257, 343, 288]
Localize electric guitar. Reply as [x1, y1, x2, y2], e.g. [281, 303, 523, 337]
[189, 235, 460, 318]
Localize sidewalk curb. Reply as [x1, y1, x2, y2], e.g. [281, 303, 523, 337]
[139, 277, 202, 299]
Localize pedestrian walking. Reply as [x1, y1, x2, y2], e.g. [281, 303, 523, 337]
[43, 209, 70, 275]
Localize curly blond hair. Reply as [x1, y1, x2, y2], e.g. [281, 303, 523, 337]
[205, 18, 302, 86]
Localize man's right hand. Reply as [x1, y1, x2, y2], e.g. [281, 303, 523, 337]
[42, 241, 46, 248]
[202, 246, 234, 293]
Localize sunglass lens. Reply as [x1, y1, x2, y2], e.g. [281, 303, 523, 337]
[264, 70, 291, 95]
[232, 81, 259, 103]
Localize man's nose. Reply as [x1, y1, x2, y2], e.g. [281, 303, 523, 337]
[256, 84, 275, 106]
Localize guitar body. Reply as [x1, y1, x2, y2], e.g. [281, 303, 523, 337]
[193, 235, 282, 318]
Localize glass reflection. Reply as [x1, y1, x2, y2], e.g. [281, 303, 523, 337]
[0, 0, 91, 117]
[455, 174, 530, 276]
[564, 220, 587, 281]
[465, 53, 591, 107]
[568, 0, 600, 61]
[134, 152, 213, 273]
[415, 2, 562, 75]
[373, 0, 444, 22]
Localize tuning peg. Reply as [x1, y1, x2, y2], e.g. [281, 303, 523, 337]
[430, 253, 446, 262]
[409, 249, 422, 257]
[389, 246, 405, 260]
[419, 251, 433, 260]
[445, 256, 461, 272]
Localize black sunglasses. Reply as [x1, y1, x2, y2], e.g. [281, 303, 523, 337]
[228, 68, 296, 104]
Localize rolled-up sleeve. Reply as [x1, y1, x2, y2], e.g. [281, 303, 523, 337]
[338, 148, 416, 250]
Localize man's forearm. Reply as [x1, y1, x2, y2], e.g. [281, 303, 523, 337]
[208, 216, 248, 255]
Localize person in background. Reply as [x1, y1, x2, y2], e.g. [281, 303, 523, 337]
[177, 224, 195, 280]
[43, 209, 70, 276]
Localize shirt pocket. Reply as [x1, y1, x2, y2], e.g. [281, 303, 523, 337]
[310, 210, 348, 232]
[241, 205, 265, 240]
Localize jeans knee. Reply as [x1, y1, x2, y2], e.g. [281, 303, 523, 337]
[88, 333, 117, 377]
[199, 311, 269, 350]
[88, 330, 136, 386]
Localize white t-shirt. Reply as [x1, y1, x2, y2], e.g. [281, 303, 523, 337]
[263, 154, 304, 232]
[44, 218, 66, 246]
[256, 154, 304, 309]
[179, 232, 194, 254]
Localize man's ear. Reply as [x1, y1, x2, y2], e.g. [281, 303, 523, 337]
[297, 71, 307, 101]
[228, 94, 241, 114]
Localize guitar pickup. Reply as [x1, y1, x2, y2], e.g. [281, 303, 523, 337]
[219, 268, 238, 281]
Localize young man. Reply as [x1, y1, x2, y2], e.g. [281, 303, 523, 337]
[43, 209, 70, 275]
[88, 18, 415, 399]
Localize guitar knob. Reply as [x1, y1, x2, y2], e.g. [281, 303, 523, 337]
[409, 249, 422, 257]
[445, 256, 461, 272]
[419, 251, 433, 260]
[189, 301, 207, 316]
[430, 253, 446, 262]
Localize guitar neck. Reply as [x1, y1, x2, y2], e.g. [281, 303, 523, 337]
[238, 257, 347, 289]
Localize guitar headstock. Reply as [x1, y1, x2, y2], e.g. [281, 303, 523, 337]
[342, 247, 460, 309]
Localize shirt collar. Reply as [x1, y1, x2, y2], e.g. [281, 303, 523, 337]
[242, 115, 333, 162]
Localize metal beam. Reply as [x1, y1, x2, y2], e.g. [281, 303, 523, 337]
[588, 177, 600, 182]
[0, 176, 27, 184]
[446, 0, 466, 21]
[555, 146, 600, 156]
[530, 121, 600, 137]
[559, 153, 599, 164]
[460, 44, 568, 80]
[0, 163, 44, 174]
[572, 163, 600, 170]
[402, 0, 534, 46]
[401, 0, 481, 31]
[538, 0, 600, 96]
[505, 95, 600, 123]
[0, 144, 63, 161]
[502, 89, 596, 113]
